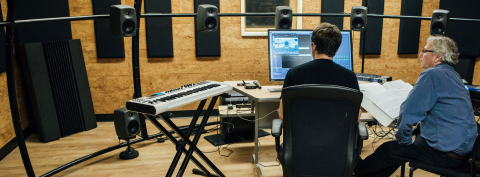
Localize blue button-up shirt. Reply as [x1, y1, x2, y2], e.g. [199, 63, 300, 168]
[395, 63, 477, 155]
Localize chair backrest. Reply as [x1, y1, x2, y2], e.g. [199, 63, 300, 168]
[282, 84, 363, 177]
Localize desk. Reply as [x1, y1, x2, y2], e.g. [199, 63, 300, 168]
[224, 81, 281, 177]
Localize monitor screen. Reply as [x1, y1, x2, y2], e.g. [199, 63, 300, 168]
[268, 29, 353, 81]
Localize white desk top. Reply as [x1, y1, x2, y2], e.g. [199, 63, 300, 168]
[224, 81, 282, 103]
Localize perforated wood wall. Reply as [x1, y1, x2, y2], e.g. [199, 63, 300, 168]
[1, 0, 480, 149]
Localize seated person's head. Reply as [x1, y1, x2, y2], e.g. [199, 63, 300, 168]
[421, 36, 459, 69]
[311, 23, 342, 57]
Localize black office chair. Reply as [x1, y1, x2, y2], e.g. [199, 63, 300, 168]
[271, 84, 368, 177]
[404, 134, 480, 177]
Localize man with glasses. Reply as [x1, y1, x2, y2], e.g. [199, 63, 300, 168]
[354, 36, 477, 176]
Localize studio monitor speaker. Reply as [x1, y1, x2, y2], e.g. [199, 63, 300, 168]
[196, 4, 218, 32]
[275, 6, 292, 29]
[351, 6, 367, 31]
[431, 9, 450, 36]
[110, 5, 137, 37]
[114, 107, 140, 139]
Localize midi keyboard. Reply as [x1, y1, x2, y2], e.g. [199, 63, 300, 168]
[126, 81, 233, 115]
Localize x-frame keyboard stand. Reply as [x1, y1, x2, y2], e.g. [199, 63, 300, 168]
[143, 96, 225, 177]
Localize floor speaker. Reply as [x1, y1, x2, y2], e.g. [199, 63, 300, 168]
[18, 39, 97, 142]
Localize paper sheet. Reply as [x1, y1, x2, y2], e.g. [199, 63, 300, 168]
[368, 89, 411, 119]
[359, 83, 395, 127]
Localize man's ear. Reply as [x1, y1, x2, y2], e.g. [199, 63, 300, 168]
[312, 42, 316, 51]
[435, 52, 443, 63]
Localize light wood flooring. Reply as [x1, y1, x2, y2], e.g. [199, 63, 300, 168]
[0, 118, 439, 177]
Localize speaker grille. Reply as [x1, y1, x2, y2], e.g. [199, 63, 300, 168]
[42, 41, 86, 137]
[205, 17, 217, 30]
[122, 19, 136, 34]
[279, 18, 291, 29]
[352, 17, 364, 29]
[127, 120, 140, 134]
[431, 21, 445, 34]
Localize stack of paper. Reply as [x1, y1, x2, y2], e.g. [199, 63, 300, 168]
[359, 80, 413, 127]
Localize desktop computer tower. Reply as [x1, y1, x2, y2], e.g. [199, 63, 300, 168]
[221, 115, 255, 140]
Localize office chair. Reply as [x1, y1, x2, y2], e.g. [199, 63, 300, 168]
[403, 134, 480, 177]
[271, 84, 368, 177]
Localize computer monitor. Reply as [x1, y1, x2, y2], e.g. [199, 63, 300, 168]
[268, 29, 354, 81]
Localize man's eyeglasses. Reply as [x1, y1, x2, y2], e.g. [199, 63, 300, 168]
[421, 50, 434, 54]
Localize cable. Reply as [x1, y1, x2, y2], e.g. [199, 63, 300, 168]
[235, 109, 278, 122]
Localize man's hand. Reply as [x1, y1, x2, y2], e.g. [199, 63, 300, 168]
[412, 135, 416, 142]
[358, 109, 363, 122]
[278, 99, 283, 120]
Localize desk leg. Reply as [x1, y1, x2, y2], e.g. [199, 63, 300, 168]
[252, 100, 263, 177]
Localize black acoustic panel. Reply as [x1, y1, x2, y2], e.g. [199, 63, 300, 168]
[453, 55, 475, 85]
[397, 0, 422, 54]
[194, 0, 221, 57]
[15, 0, 72, 45]
[18, 43, 61, 142]
[43, 41, 85, 136]
[360, 0, 384, 54]
[92, 0, 125, 58]
[0, 4, 5, 73]
[18, 39, 97, 142]
[145, 0, 174, 57]
[69, 40, 97, 130]
[440, 0, 480, 56]
[321, 0, 344, 30]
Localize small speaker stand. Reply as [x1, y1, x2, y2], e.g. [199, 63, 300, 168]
[119, 139, 139, 160]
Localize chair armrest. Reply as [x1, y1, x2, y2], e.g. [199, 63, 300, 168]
[271, 119, 283, 137]
[358, 122, 369, 140]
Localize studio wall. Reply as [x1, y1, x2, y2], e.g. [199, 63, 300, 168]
[1, 0, 480, 150]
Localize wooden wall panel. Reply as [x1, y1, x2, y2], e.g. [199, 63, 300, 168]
[4, 0, 480, 150]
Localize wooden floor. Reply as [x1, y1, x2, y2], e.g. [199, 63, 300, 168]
[0, 118, 438, 177]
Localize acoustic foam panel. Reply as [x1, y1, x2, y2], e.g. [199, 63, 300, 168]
[0, 4, 5, 73]
[92, 0, 125, 58]
[454, 55, 475, 84]
[194, 0, 221, 57]
[14, 0, 72, 45]
[145, 0, 174, 57]
[359, 0, 384, 55]
[397, 0, 422, 54]
[18, 43, 61, 142]
[439, 0, 480, 56]
[321, 0, 344, 30]
[18, 39, 97, 142]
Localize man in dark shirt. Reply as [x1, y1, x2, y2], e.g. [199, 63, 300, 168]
[278, 22, 360, 119]
[354, 36, 477, 177]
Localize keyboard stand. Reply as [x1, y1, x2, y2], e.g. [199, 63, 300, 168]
[143, 97, 225, 177]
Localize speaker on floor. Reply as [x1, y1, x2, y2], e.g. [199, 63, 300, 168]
[430, 9, 450, 36]
[110, 5, 137, 37]
[114, 107, 141, 139]
[275, 6, 292, 29]
[196, 4, 218, 32]
[351, 6, 367, 31]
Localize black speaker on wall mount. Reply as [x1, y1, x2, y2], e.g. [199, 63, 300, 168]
[351, 6, 367, 31]
[431, 9, 450, 36]
[196, 4, 218, 32]
[275, 6, 292, 29]
[110, 5, 137, 37]
[114, 107, 140, 159]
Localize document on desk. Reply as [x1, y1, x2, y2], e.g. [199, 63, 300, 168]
[359, 80, 413, 127]
[359, 83, 393, 127]
[369, 88, 411, 119]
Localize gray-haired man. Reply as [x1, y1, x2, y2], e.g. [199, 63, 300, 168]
[354, 36, 477, 177]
